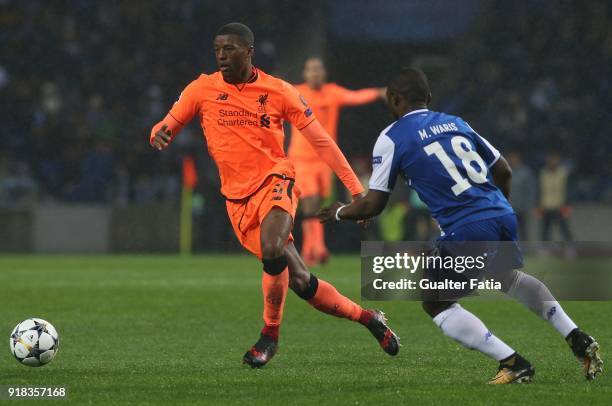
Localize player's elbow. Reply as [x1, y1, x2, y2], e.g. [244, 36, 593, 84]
[367, 203, 385, 218]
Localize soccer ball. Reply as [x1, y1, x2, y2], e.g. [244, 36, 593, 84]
[9, 318, 59, 367]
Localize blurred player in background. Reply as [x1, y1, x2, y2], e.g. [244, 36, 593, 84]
[319, 67, 603, 384]
[538, 151, 573, 242]
[288, 57, 385, 266]
[150, 23, 399, 368]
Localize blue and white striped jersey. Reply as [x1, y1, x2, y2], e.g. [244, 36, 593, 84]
[369, 109, 514, 233]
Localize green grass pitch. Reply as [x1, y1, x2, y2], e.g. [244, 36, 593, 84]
[0, 255, 610, 405]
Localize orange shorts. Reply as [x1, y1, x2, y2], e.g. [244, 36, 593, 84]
[294, 159, 332, 199]
[226, 175, 299, 259]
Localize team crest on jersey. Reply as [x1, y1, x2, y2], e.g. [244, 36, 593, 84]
[257, 93, 268, 113]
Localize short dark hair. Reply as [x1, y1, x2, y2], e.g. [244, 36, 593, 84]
[388, 67, 431, 104]
[216, 22, 254, 47]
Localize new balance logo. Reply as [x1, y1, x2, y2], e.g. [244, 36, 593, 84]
[216, 93, 229, 100]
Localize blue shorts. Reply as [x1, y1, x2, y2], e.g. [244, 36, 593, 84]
[423, 214, 523, 301]
[440, 213, 523, 268]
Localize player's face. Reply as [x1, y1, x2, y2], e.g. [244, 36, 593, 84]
[303, 58, 326, 89]
[214, 35, 253, 82]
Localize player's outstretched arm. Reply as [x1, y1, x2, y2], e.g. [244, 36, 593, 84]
[149, 79, 200, 150]
[491, 155, 512, 199]
[338, 86, 386, 106]
[300, 120, 365, 197]
[318, 190, 390, 223]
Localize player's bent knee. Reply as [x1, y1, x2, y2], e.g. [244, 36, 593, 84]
[288, 270, 310, 293]
[261, 241, 285, 260]
[291, 273, 318, 300]
[262, 255, 288, 276]
[422, 301, 455, 318]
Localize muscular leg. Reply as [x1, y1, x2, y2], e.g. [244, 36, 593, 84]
[283, 240, 310, 292]
[258, 208, 293, 339]
[242, 207, 293, 368]
[283, 240, 400, 355]
[259, 208, 363, 327]
[284, 241, 362, 320]
[261, 207, 293, 259]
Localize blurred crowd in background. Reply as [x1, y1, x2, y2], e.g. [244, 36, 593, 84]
[1, 0, 305, 206]
[438, 1, 612, 202]
[1, 1, 610, 241]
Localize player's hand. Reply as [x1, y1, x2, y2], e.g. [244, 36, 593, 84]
[317, 201, 345, 224]
[151, 125, 172, 151]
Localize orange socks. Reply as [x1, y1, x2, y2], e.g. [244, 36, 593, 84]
[305, 276, 363, 322]
[261, 256, 290, 341]
[261, 270, 288, 328]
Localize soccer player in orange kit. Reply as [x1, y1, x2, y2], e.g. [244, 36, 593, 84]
[288, 57, 385, 266]
[150, 23, 399, 368]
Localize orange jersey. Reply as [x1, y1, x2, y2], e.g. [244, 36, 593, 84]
[150, 69, 364, 199]
[288, 83, 380, 161]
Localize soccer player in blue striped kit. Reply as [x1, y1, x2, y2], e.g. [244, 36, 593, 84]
[318, 67, 603, 384]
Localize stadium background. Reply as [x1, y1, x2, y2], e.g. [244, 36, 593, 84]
[1, 0, 611, 253]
